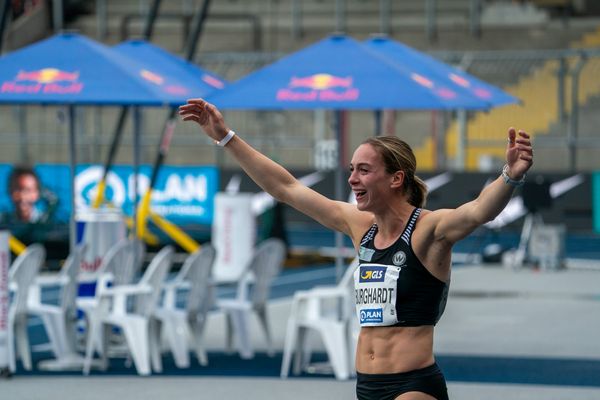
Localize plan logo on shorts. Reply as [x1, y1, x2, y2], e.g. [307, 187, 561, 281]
[392, 251, 407, 266]
[360, 308, 383, 324]
[359, 266, 386, 283]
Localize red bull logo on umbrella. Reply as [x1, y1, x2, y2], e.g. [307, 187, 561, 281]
[276, 73, 360, 102]
[140, 69, 164, 85]
[449, 73, 492, 99]
[411, 73, 457, 99]
[202, 74, 225, 89]
[449, 73, 471, 88]
[2, 67, 83, 94]
[140, 69, 189, 96]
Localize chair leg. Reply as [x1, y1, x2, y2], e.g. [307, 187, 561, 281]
[189, 320, 208, 366]
[320, 322, 350, 380]
[255, 306, 274, 356]
[121, 319, 151, 376]
[293, 327, 308, 376]
[15, 314, 32, 371]
[224, 313, 234, 354]
[40, 311, 69, 357]
[83, 318, 101, 375]
[8, 313, 16, 373]
[148, 319, 163, 373]
[228, 309, 253, 359]
[280, 318, 298, 378]
[162, 317, 190, 368]
[300, 330, 315, 373]
[347, 323, 358, 378]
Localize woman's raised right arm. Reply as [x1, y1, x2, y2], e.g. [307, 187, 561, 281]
[178, 99, 370, 239]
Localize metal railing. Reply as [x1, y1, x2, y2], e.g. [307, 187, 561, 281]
[90, 0, 485, 44]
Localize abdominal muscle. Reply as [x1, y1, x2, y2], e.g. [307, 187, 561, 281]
[356, 325, 435, 374]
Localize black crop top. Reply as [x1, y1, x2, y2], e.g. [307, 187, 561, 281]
[354, 208, 449, 327]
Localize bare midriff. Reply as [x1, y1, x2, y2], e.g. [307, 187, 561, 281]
[356, 325, 435, 374]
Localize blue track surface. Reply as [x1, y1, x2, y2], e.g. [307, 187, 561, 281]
[15, 350, 600, 388]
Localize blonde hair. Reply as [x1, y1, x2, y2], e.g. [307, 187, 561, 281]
[362, 136, 428, 208]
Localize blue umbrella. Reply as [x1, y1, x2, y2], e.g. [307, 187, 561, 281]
[113, 39, 227, 99]
[0, 33, 195, 106]
[363, 36, 518, 107]
[0, 33, 202, 251]
[205, 35, 491, 110]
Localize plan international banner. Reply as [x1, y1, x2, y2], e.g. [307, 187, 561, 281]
[0, 164, 219, 225]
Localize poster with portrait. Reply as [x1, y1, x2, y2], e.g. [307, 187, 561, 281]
[0, 163, 219, 243]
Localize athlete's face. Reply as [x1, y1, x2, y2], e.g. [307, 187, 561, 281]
[348, 144, 396, 212]
[11, 174, 40, 221]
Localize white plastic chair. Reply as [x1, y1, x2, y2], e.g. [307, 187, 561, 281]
[7, 243, 46, 372]
[114, 238, 146, 286]
[217, 238, 286, 359]
[280, 257, 359, 380]
[76, 238, 141, 348]
[27, 244, 87, 370]
[155, 244, 217, 368]
[83, 245, 174, 376]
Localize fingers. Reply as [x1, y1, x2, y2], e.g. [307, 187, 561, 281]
[507, 127, 516, 147]
[180, 114, 201, 123]
[517, 130, 530, 140]
[515, 130, 532, 151]
[178, 99, 210, 125]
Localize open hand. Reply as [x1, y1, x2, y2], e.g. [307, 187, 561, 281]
[505, 127, 533, 180]
[178, 98, 230, 142]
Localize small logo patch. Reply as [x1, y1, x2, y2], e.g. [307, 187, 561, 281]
[392, 251, 406, 266]
[360, 308, 383, 324]
[359, 266, 386, 282]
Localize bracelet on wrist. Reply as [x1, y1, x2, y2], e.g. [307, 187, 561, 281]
[215, 130, 236, 147]
[501, 164, 525, 187]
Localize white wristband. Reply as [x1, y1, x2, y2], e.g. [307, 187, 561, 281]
[215, 130, 236, 147]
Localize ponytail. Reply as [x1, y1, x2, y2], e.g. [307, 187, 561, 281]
[408, 175, 428, 208]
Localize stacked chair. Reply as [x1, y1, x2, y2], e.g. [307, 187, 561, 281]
[217, 238, 286, 359]
[7, 243, 46, 372]
[82, 245, 174, 376]
[28, 244, 87, 370]
[155, 244, 217, 368]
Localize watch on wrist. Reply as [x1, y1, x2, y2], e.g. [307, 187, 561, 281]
[502, 164, 526, 187]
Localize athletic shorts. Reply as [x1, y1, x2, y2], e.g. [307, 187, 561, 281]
[356, 363, 449, 400]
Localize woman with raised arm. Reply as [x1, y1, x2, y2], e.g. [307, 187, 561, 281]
[179, 99, 533, 400]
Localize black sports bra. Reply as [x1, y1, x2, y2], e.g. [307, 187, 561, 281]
[354, 208, 449, 327]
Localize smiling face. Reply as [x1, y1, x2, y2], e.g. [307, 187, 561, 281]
[11, 173, 40, 221]
[349, 143, 402, 213]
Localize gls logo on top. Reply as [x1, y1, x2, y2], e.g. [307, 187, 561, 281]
[359, 266, 386, 283]
[360, 308, 383, 324]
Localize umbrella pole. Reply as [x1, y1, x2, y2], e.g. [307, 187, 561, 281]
[0, 0, 12, 54]
[334, 110, 346, 281]
[132, 107, 143, 241]
[135, 0, 212, 251]
[456, 109, 467, 171]
[68, 105, 76, 253]
[374, 109, 382, 136]
[92, 107, 129, 207]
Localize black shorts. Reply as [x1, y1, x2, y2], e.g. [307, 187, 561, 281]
[356, 363, 449, 400]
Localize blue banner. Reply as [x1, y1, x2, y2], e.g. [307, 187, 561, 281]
[0, 163, 219, 225]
